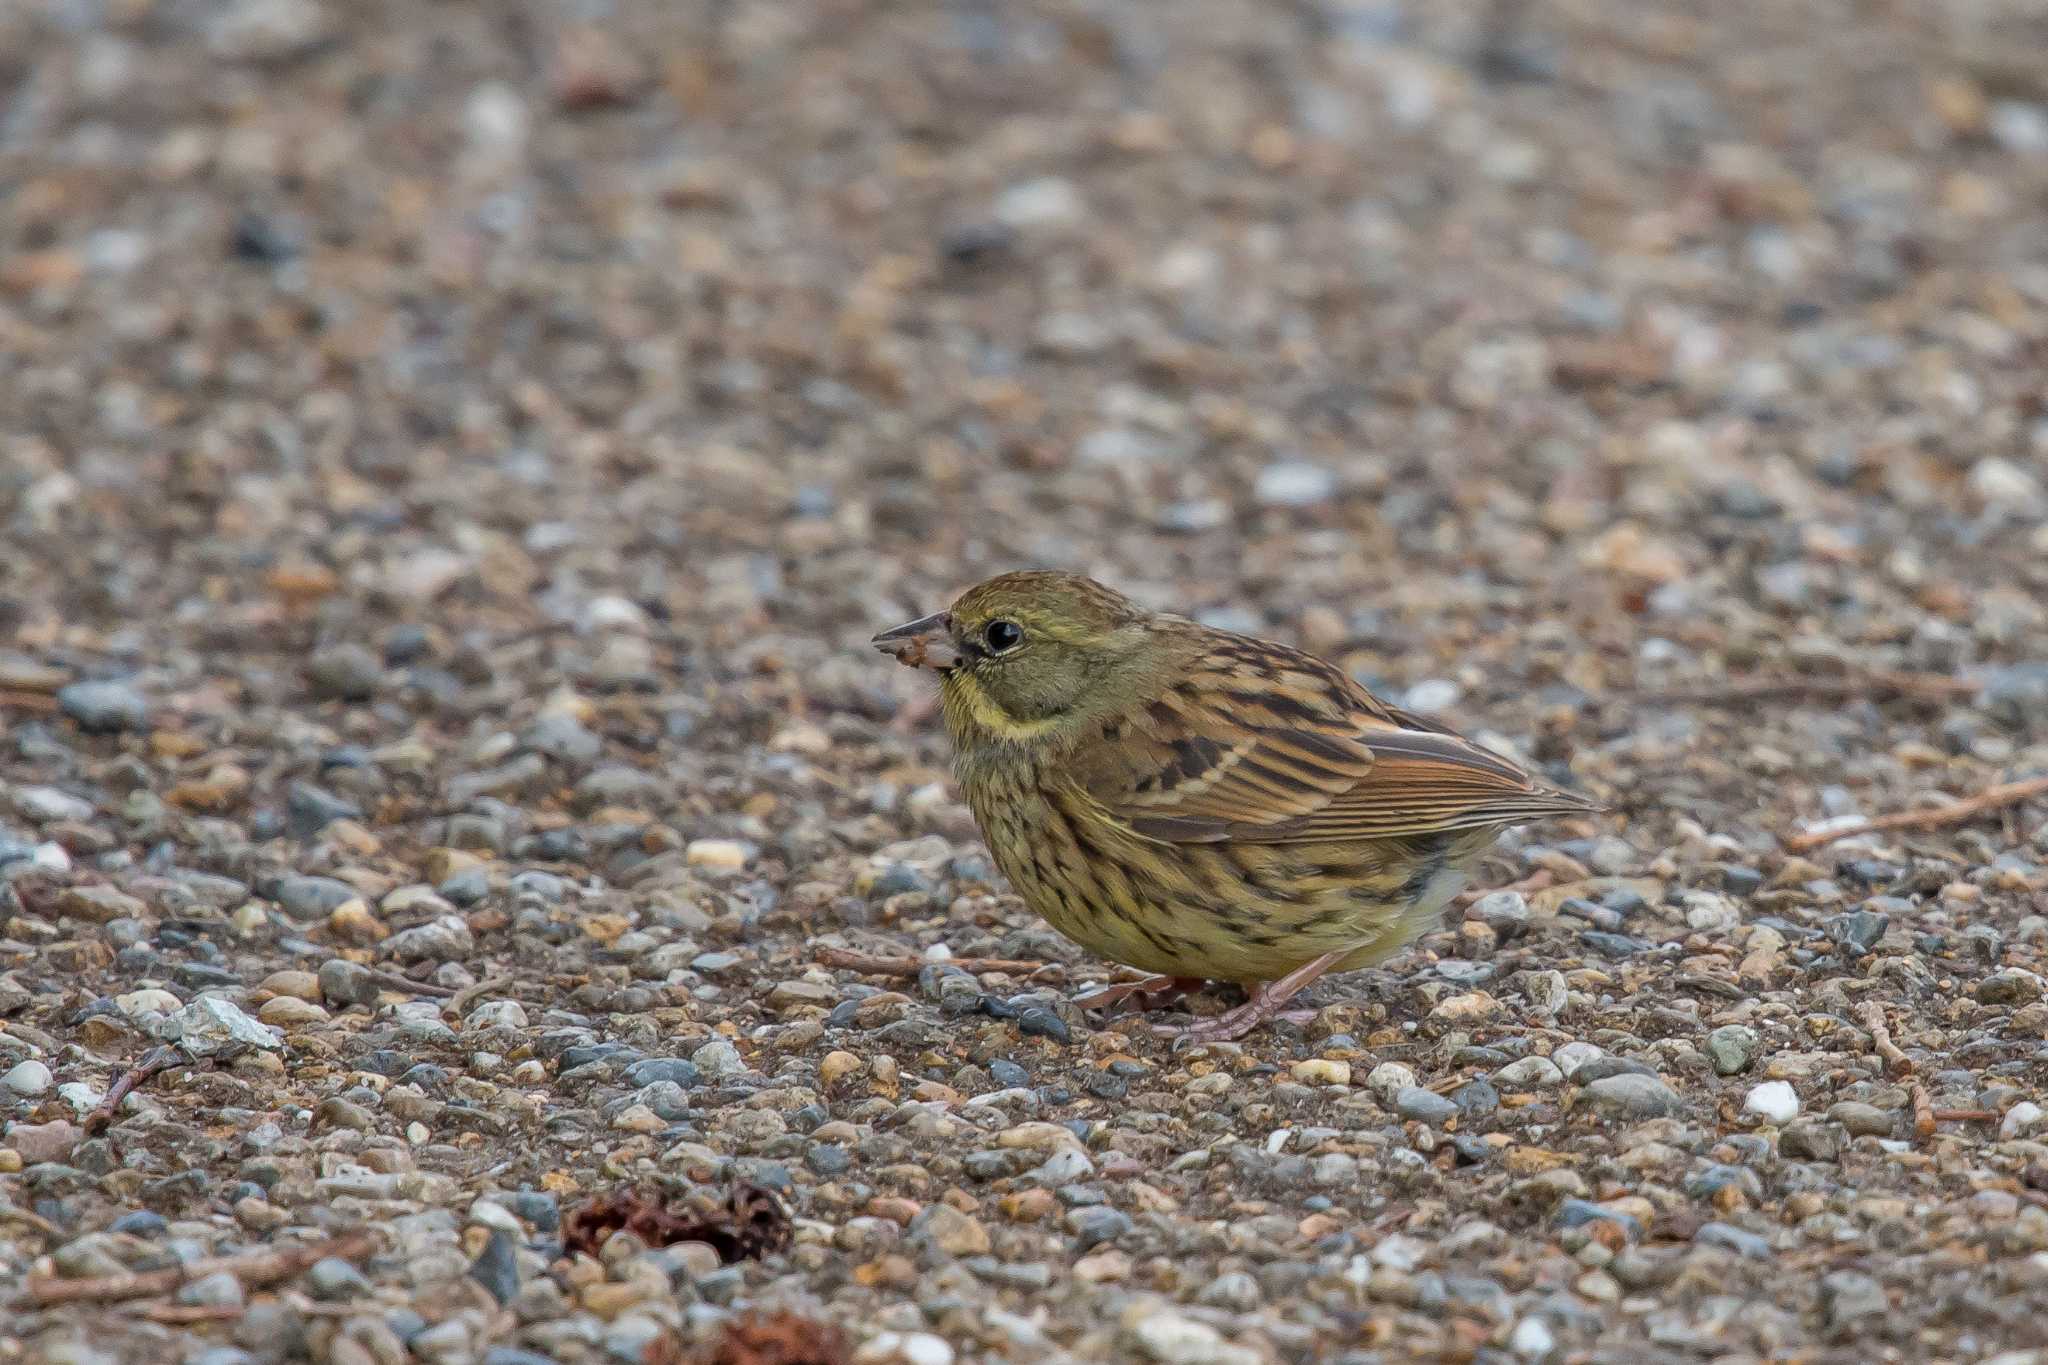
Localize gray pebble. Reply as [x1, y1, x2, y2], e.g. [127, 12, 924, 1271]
[57, 679, 149, 733]
[1066, 1205, 1133, 1251]
[306, 643, 383, 700]
[1705, 1025, 1759, 1076]
[1395, 1086, 1460, 1125]
[303, 1256, 372, 1300]
[1581, 1073, 1682, 1119]
[273, 875, 359, 922]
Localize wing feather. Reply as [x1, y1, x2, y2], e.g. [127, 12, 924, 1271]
[1076, 636, 1595, 846]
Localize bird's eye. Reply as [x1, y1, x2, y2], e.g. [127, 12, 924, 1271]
[983, 619, 1024, 654]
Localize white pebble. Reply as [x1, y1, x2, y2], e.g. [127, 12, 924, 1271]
[3, 1060, 53, 1097]
[1510, 1316, 1557, 1361]
[1552, 1042, 1606, 1078]
[685, 839, 749, 870]
[1745, 1080, 1800, 1125]
[854, 1332, 954, 1365]
[2002, 1101, 2045, 1140]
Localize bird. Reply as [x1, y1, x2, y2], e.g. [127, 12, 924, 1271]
[872, 570, 1600, 1042]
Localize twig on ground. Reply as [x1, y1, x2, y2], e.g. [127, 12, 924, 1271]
[143, 1303, 247, 1324]
[1785, 774, 2048, 854]
[84, 1044, 194, 1135]
[0, 1202, 62, 1239]
[1911, 1084, 1936, 1142]
[0, 689, 60, 713]
[446, 975, 515, 1018]
[1636, 670, 1979, 707]
[817, 947, 1055, 978]
[1930, 1109, 1999, 1123]
[26, 1230, 375, 1306]
[356, 965, 458, 998]
[1855, 1002, 1913, 1077]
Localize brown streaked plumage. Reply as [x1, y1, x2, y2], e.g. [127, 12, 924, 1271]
[873, 570, 1600, 1042]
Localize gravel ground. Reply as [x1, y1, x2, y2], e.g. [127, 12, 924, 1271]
[6, 1, 2048, 1361]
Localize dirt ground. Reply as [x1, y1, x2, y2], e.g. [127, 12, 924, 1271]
[5, 1, 2048, 1361]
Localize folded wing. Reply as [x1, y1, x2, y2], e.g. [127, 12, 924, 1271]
[1074, 641, 1595, 845]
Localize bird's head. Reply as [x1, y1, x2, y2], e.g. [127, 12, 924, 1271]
[873, 570, 1158, 743]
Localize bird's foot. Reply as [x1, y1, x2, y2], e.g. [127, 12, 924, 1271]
[1154, 951, 1346, 1046]
[1074, 975, 1205, 1015]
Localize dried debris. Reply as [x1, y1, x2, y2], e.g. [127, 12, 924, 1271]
[563, 1183, 792, 1264]
[696, 1312, 851, 1365]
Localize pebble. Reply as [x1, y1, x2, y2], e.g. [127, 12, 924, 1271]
[1581, 1073, 1683, 1119]
[1253, 460, 1338, 508]
[1471, 891, 1530, 939]
[306, 643, 384, 700]
[1394, 1087, 1460, 1125]
[1125, 1309, 1259, 1365]
[1744, 1081, 1800, 1124]
[56, 680, 149, 733]
[684, 839, 750, 870]
[1290, 1059, 1351, 1086]
[691, 1039, 745, 1079]
[1705, 1025, 1759, 1076]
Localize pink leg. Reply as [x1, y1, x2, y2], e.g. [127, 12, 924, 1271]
[1073, 975, 1206, 1014]
[1156, 952, 1347, 1044]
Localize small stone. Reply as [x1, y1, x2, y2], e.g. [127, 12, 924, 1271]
[1066, 1205, 1133, 1251]
[1492, 1056, 1563, 1089]
[1430, 991, 1501, 1024]
[318, 959, 378, 1007]
[306, 643, 383, 701]
[56, 680, 148, 733]
[993, 177, 1086, 230]
[1471, 891, 1530, 939]
[2002, 1101, 2045, 1139]
[273, 875, 359, 922]
[56, 886, 144, 923]
[1695, 1222, 1773, 1259]
[684, 839, 749, 870]
[1510, 1316, 1556, 1361]
[176, 1271, 245, 1310]
[853, 1332, 955, 1365]
[304, 1256, 372, 1300]
[1581, 1073, 1682, 1119]
[1706, 1025, 1759, 1076]
[691, 1039, 745, 1079]
[1822, 1269, 1889, 1331]
[156, 998, 279, 1057]
[1745, 1081, 1799, 1124]
[5, 1120, 80, 1163]
[385, 915, 475, 964]
[910, 1204, 991, 1257]
[1290, 1059, 1351, 1086]
[1253, 460, 1338, 508]
[1366, 1061, 1417, 1099]
[257, 997, 328, 1027]
[1395, 1087, 1459, 1125]
[1825, 1102, 1894, 1137]
[1978, 970, 2043, 1005]
[1125, 1308, 1258, 1365]
[1780, 1120, 1840, 1161]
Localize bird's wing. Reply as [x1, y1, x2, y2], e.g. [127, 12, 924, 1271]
[1073, 640, 1594, 845]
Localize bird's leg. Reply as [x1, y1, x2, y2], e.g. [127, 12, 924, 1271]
[1073, 975, 1206, 1014]
[1157, 951, 1347, 1044]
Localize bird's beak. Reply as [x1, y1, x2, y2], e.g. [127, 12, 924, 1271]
[872, 611, 960, 671]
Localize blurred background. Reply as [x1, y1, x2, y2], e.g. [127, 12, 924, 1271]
[5, 1, 2046, 717]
